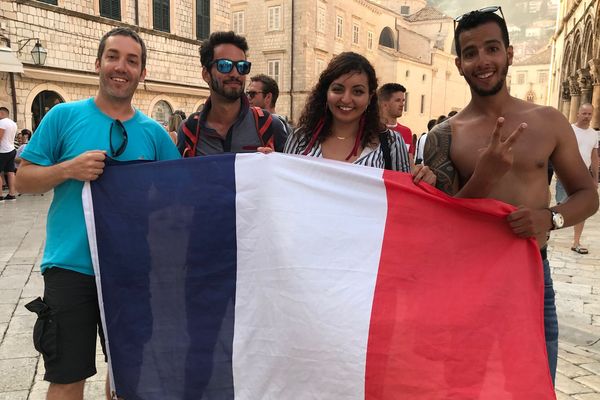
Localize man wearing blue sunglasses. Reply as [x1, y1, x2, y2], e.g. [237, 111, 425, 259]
[178, 31, 287, 157]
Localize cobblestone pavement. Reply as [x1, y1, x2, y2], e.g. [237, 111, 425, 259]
[0, 192, 599, 399]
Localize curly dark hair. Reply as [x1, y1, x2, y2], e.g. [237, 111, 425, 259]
[200, 31, 249, 68]
[296, 52, 384, 151]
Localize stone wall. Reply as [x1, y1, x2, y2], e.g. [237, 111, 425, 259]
[0, 0, 231, 129]
[230, 0, 470, 130]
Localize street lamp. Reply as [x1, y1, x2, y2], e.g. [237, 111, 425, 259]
[18, 38, 47, 66]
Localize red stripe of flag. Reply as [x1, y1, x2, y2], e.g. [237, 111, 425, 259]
[365, 172, 555, 399]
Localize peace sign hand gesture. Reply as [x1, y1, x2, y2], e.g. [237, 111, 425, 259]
[474, 117, 526, 181]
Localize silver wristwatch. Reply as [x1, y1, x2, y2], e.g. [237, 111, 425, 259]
[549, 209, 564, 230]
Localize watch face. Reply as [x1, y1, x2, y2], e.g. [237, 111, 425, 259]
[553, 213, 564, 229]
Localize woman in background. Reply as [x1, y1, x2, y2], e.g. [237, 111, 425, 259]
[167, 113, 183, 145]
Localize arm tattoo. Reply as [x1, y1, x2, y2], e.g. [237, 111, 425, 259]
[423, 120, 459, 195]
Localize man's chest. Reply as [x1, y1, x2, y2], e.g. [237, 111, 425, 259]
[450, 121, 553, 178]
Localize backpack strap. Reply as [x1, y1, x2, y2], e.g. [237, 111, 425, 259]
[275, 114, 293, 139]
[184, 107, 277, 156]
[250, 106, 275, 149]
[415, 134, 424, 165]
[182, 112, 202, 158]
[379, 131, 392, 170]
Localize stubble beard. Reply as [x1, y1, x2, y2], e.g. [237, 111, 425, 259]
[577, 120, 591, 129]
[465, 61, 509, 97]
[99, 72, 138, 103]
[210, 73, 244, 102]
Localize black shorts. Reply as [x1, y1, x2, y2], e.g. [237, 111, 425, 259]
[28, 267, 106, 384]
[0, 150, 16, 173]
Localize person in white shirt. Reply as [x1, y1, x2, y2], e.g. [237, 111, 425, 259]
[415, 119, 437, 165]
[14, 129, 32, 170]
[0, 107, 18, 201]
[555, 103, 599, 254]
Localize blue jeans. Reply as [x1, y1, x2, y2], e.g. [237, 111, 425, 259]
[543, 258, 558, 385]
[555, 179, 567, 204]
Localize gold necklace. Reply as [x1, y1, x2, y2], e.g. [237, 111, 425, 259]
[335, 136, 350, 140]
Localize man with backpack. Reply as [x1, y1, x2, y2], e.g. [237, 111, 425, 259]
[178, 31, 288, 157]
[247, 73, 293, 140]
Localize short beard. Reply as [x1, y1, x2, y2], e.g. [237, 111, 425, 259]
[465, 62, 508, 97]
[210, 72, 244, 102]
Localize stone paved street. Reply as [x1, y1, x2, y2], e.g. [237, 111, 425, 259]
[0, 190, 599, 399]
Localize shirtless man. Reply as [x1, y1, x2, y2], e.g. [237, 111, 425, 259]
[424, 7, 598, 384]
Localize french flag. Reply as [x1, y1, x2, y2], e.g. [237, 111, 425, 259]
[83, 153, 555, 399]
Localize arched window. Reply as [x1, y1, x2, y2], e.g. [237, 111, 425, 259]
[152, 100, 173, 125]
[378, 27, 395, 49]
[526, 91, 536, 102]
[31, 90, 65, 131]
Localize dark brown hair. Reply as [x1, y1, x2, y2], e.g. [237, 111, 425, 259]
[97, 27, 147, 70]
[296, 52, 384, 149]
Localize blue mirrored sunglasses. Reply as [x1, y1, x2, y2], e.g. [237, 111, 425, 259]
[210, 58, 252, 75]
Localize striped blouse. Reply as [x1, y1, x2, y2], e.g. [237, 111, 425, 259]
[283, 129, 411, 172]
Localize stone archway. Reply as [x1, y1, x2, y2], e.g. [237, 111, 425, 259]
[378, 27, 395, 49]
[24, 83, 70, 131]
[572, 30, 582, 71]
[148, 95, 177, 126]
[583, 16, 594, 65]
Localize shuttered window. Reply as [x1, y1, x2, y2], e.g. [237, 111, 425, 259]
[196, 0, 210, 40]
[100, 0, 121, 20]
[153, 0, 170, 33]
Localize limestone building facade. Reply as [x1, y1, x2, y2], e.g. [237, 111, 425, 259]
[508, 47, 551, 106]
[549, 0, 600, 128]
[0, 0, 230, 130]
[230, 0, 470, 133]
[0, 0, 471, 134]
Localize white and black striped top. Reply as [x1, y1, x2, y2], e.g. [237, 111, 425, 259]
[283, 129, 411, 172]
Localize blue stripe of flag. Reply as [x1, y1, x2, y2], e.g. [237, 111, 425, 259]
[91, 155, 237, 399]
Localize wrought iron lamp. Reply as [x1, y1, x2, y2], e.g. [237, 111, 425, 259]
[18, 38, 47, 66]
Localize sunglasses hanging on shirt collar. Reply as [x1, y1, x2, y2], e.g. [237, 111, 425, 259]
[109, 119, 128, 158]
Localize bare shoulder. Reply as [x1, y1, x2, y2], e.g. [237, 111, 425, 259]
[518, 101, 567, 123]
[424, 119, 458, 195]
[423, 121, 451, 163]
[430, 119, 453, 136]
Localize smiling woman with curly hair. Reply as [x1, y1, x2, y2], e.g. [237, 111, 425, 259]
[283, 52, 434, 184]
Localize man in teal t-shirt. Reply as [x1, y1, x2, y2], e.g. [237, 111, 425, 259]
[17, 27, 180, 400]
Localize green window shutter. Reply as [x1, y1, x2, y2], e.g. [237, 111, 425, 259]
[153, 0, 170, 32]
[196, 0, 210, 40]
[100, 0, 121, 20]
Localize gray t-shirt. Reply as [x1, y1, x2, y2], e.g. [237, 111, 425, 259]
[177, 98, 287, 156]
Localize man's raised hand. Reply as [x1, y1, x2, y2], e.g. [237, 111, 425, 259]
[475, 117, 527, 180]
[62, 150, 107, 181]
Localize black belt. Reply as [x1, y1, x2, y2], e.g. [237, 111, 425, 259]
[540, 246, 547, 261]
